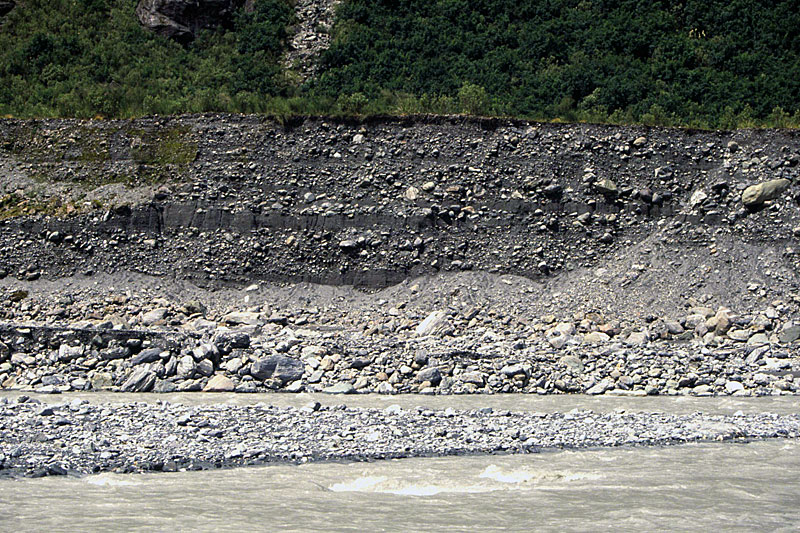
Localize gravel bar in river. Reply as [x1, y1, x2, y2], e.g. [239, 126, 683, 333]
[1, 395, 799, 478]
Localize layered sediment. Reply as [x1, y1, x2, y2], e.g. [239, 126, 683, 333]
[0, 115, 798, 397]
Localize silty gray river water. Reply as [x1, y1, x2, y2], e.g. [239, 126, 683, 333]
[1, 393, 798, 532]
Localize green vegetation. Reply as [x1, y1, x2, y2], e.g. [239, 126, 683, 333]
[0, 192, 73, 220]
[0, 0, 294, 118]
[316, 0, 800, 128]
[1, 0, 800, 128]
[129, 127, 198, 166]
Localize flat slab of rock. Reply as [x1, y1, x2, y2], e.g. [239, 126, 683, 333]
[250, 355, 304, 384]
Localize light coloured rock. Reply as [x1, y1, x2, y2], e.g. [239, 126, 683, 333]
[741, 178, 791, 207]
[58, 344, 84, 362]
[725, 381, 745, 394]
[684, 314, 707, 329]
[203, 374, 235, 392]
[665, 321, 685, 335]
[142, 307, 168, 326]
[177, 355, 196, 379]
[752, 373, 772, 386]
[459, 371, 485, 386]
[583, 331, 610, 344]
[728, 329, 751, 342]
[545, 322, 575, 349]
[689, 189, 708, 207]
[222, 311, 261, 326]
[223, 358, 243, 373]
[594, 178, 617, 195]
[319, 355, 335, 371]
[376, 382, 395, 394]
[713, 308, 732, 335]
[415, 311, 452, 336]
[747, 333, 769, 346]
[90, 372, 113, 390]
[625, 331, 648, 346]
[559, 355, 583, 374]
[586, 378, 613, 395]
[301, 345, 327, 358]
[323, 382, 356, 394]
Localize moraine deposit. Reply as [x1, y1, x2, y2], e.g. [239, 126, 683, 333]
[0, 115, 798, 399]
[1, 115, 800, 478]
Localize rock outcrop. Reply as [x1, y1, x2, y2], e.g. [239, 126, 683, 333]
[0, 1, 15, 17]
[135, 0, 245, 42]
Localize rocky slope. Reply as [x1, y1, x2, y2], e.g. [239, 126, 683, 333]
[0, 115, 798, 396]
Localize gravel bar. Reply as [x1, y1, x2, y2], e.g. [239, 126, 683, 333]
[1, 395, 799, 478]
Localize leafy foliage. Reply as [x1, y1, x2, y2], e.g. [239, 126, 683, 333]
[315, 0, 800, 127]
[2, 0, 800, 127]
[0, 0, 294, 118]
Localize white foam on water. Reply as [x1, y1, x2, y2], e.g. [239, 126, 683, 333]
[478, 464, 535, 484]
[329, 476, 388, 492]
[329, 475, 500, 496]
[84, 473, 138, 487]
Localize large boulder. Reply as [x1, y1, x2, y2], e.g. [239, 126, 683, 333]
[135, 0, 245, 42]
[415, 311, 453, 337]
[203, 374, 235, 392]
[741, 179, 791, 208]
[121, 368, 157, 392]
[250, 355, 304, 384]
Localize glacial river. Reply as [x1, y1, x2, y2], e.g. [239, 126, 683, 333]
[1, 393, 799, 532]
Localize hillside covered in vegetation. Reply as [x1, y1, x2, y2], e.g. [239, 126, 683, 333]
[0, 0, 294, 117]
[1, 0, 800, 127]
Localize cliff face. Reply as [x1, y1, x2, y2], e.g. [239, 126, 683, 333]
[135, 0, 246, 41]
[0, 115, 798, 314]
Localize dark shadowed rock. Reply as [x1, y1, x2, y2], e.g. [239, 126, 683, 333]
[135, 0, 245, 42]
[121, 368, 156, 392]
[416, 367, 442, 386]
[131, 348, 162, 366]
[250, 355, 304, 384]
[0, 1, 15, 17]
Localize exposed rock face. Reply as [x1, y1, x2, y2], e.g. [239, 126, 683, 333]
[0, 1, 15, 17]
[135, 0, 245, 42]
[285, 0, 339, 79]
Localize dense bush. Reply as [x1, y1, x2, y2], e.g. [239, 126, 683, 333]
[0, 0, 294, 118]
[315, 0, 800, 127]
[2, 0, 800, 127]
